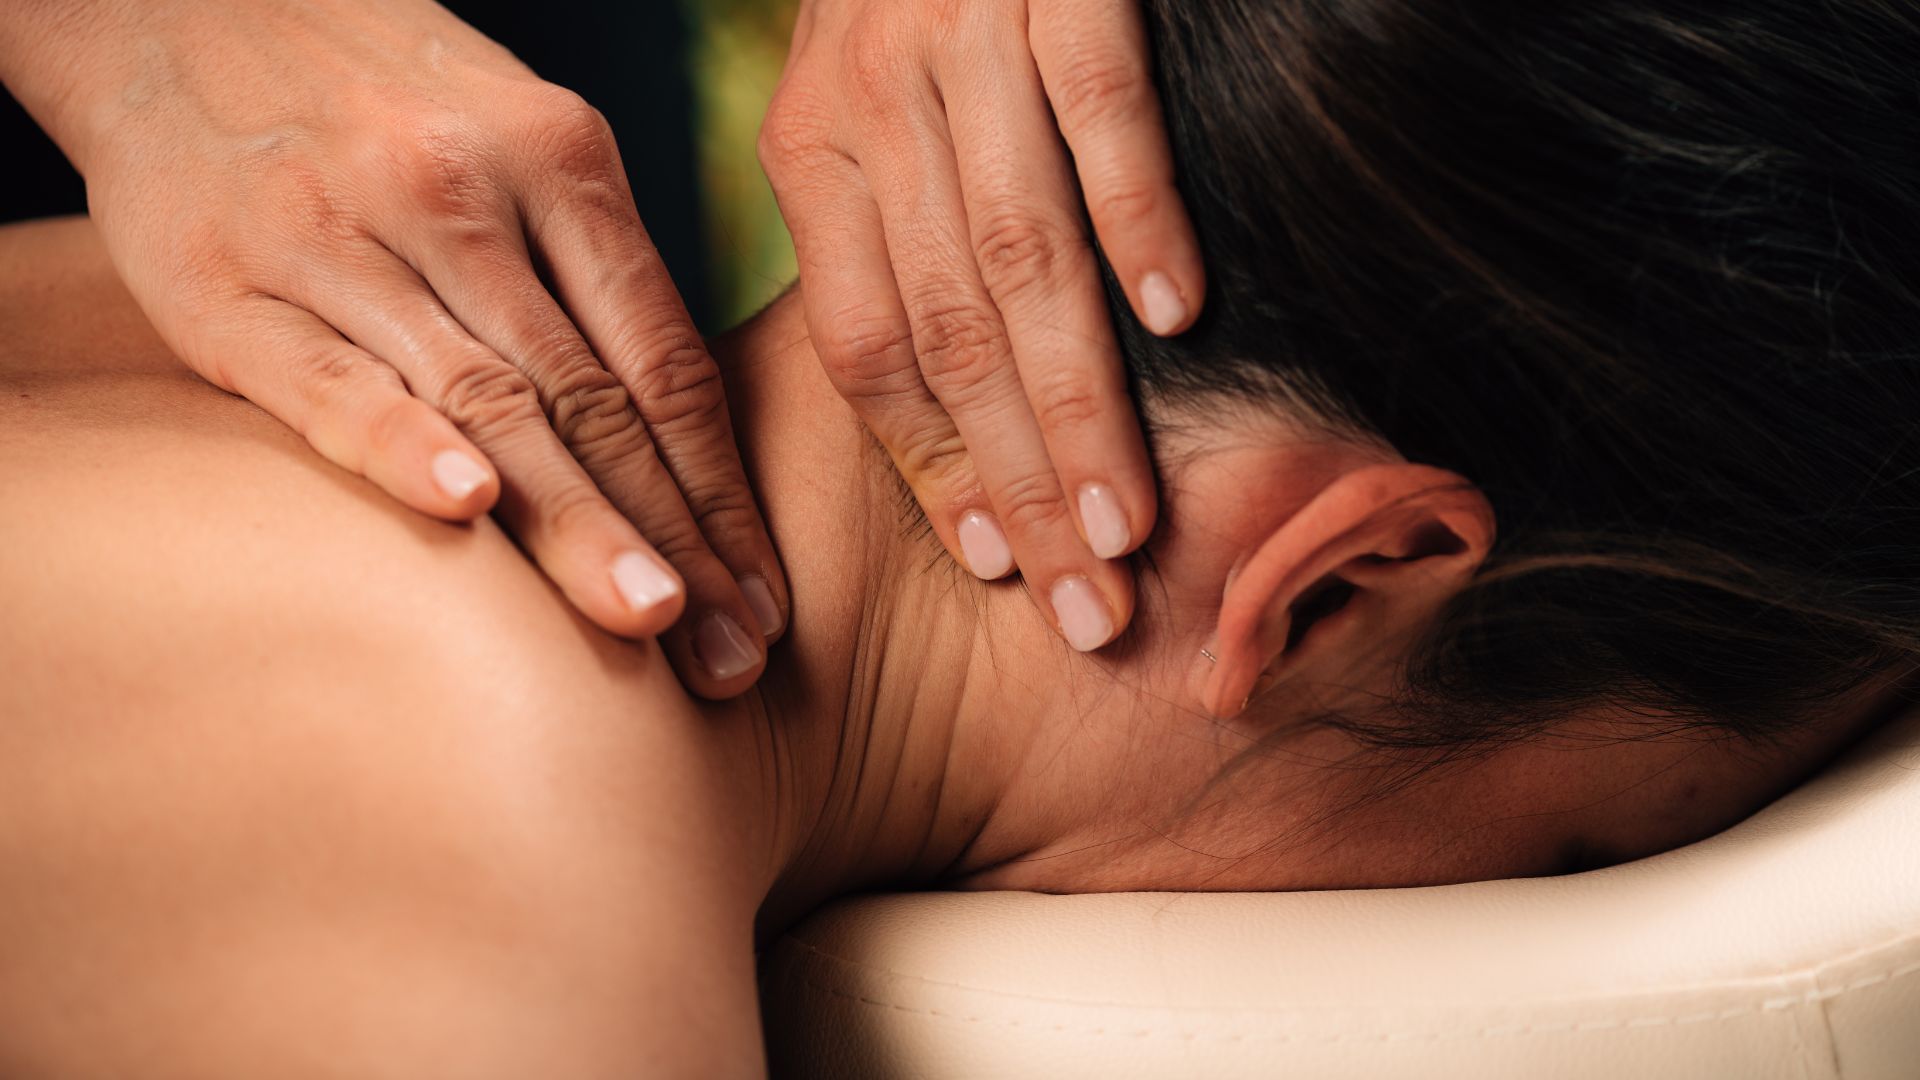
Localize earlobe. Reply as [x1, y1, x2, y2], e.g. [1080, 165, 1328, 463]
[1196, 464, 1493, 719]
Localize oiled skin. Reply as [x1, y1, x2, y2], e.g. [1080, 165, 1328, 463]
[0, 218, 817, 1077]
[1, 216, 1890, 1076]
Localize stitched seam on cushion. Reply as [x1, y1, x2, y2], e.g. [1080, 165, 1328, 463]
[780, 926, 1920, 1013]
[790, 957, 1920, 1045]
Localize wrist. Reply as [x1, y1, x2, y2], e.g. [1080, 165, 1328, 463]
[0, 0, 153, 176]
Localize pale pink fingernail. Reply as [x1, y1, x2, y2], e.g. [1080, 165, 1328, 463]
[957, 511, 1014, 580]
[1140, 270, 1188, 336]
[1077, 483, 1132, 559]
[611, 551, 681, 613]
[696, 611, 760, 680]
[431, 450, 489, 501]
[739, 575, 783, 637]
[1051, 576, 1115, 652]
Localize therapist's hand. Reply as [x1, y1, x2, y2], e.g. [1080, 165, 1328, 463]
[0, 0, 785, 697]
[760, 0, 1203, 652]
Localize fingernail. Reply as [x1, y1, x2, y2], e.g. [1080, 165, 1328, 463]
[695, 611, 760, 680]
[1140, 270, 1188, 336]
[957, 511, 1014, 580]
[611, 551, 681, 612]
[1077, 483, 1132, 559]
[431, 450, 489, 501]
[739, 575, 783, 637]
[1050, 576, 1115, 652]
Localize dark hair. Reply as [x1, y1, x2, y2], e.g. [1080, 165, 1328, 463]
[1112, 0, 1920, 748]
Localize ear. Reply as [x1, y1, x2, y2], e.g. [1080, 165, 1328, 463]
[1194, 464, 1494, 719]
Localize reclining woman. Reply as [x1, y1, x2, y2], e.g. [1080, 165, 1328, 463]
[1, 0, 1915, 1074]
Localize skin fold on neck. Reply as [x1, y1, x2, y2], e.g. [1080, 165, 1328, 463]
[713, 293, 1054, 939]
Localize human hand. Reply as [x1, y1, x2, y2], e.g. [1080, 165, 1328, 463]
[760, 0, 1203, 652]
[0, 0, 785, 696]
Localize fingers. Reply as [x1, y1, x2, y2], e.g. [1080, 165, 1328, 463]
[940, 28, 1158, 569]
[857, 86, 1137, 651]
[400, 212, 774, 698]
[763, 134, 1003, 578]
[1029, 0, 1205, 336]
[194, 294, 499, 523]
[281, 246, 701, 652]
[520, 152, 791, 647]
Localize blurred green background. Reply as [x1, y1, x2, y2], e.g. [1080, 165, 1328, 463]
[683, 0, 802, 328]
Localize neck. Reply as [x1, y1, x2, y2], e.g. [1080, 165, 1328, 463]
[708, 295, 1049, 940]
[711, 296, 1280, 940]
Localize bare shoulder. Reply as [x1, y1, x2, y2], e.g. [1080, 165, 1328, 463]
[0, 216, 674, 769]
[0, 219, 768, 1077]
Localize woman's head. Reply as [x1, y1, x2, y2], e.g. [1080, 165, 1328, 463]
[737, 0, 1920, 895]
[1111, 0, 1920, 754]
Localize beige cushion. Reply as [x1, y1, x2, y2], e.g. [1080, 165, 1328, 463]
[761, 707, 1920, 1078]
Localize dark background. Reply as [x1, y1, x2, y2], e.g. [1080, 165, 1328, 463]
[0, 0, 714, 324]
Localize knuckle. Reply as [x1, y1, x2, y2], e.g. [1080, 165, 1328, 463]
[973, 214, 1073, 298]
[756, 89, 830, 179]
[438, 358, 542, 432]
[1088, 181, 1162, 232]
[1028, 372, 1105, 433]
[1050, 53, 1151, 131]
[754, 118, 791, 179]
[529, 84, 604, 133]
[293, 349, 393, 464]
[389, 119, 490, 218]
[630, 338, 728, 433]
[686, 488, 764, 547]
[363, 395, 422, 456]
[817, 315, 918, 391]
[639, 516, 711, 566]
[297, 345, 398, 411]
[547, 371, 649, 466]
[994, 468, 1072, 535]
[896, 428, 972, 489]
[909, 302, 1009, 391]
[527, 85, 620, 185]
[302, 347, 368, 394]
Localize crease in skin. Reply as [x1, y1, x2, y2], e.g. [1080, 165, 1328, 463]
[726, 301, 1040, 912]
[738, 335, 1011, 929]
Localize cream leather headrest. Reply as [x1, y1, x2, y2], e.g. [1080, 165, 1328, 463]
[762, 707, 1920, 1078]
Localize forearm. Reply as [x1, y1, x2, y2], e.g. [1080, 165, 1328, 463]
[0, 0, 143, 170]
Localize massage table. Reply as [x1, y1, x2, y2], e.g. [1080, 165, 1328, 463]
[762, 706, 1920, 1077]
